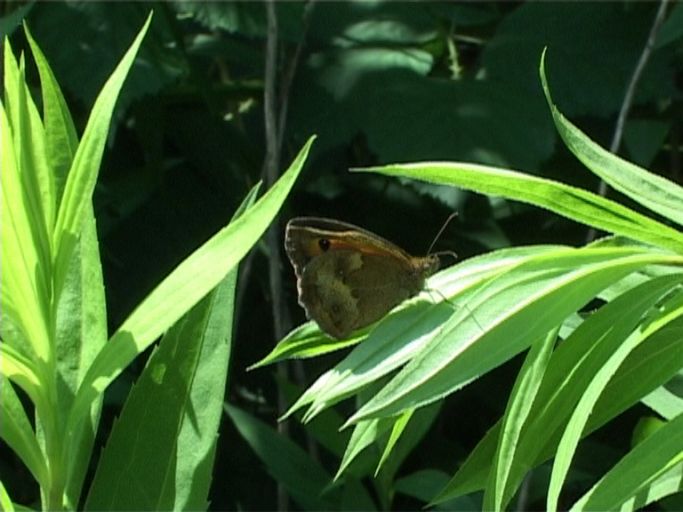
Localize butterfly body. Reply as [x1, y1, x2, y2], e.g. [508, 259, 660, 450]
[285, 217, 439, 339]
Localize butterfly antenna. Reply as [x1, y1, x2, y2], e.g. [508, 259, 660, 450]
[426, 212, 459, 255]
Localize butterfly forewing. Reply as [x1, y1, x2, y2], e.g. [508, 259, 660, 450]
[285, 217, 439, 339]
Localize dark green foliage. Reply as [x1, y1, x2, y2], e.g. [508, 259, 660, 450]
[3, 1, 682, 510]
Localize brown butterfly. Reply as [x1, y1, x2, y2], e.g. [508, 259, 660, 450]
[284, 217, 440, 339]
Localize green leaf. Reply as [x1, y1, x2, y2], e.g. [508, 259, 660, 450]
[348, 248, 681, 424]
[295, 298, 455, 424]
[353, 163, 683, 254]
[1, 49, 52, 364]
[66, 135, 314, 472]
[52, 12, 153, 299]
[84, 184, 258, 510]
[484, 328, 557, 511]
[250, 322, 365, 369]
[376, 410, 413, 476]
[3, 32, 54, 267]
[0, 479, 15, 512]
[56, 211, 108, 506]
[547, 282, 683, 510]
[84, 268, 237, 510]
[335, 418, 391, 481]
[540, 48, 683, 228]
[287, 245, 560, 422]
[0, 343, 48, 420]
[24, 23, 79, 200]
[435, 274, 683, 506]
[642, 385, 683, 421]
[377, 402, 442, 484]
[225, 404, 338, 511]
[570, 414, 683, 511]
[0, 374, 48, 487]
[174, 185, 262, 509]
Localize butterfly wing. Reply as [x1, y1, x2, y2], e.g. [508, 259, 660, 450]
[298, 250, 429, 339]
[285, 217, 439, 339]
[297, 250, 360, 338]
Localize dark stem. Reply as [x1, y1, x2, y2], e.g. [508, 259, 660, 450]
[263, 2, 290, 510]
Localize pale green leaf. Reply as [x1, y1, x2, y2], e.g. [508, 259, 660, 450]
[1, 71, 51, 364]
[24, 23, 79, 199]
[52, 13, 153, 298]
[0, 479, 15, 512]
[0, 374, 48, 486]
[349, 249, 681, 424]
[354, 163, 683, 254]
[547, 285, 683, 510]
[484, 328, 556, 511]
[642, 385, 683, 421]
[286, 245, 560, 422]
[435, 276, 683, 505]
[540, 48, 683, 228]
[66, 136, 314, 467]
[335, 418, 389, 481]
[570, 414, 683, 511]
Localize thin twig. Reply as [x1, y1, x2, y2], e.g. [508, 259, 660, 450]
[276, 0, 316, 155]
[263, 4, 283, 330]
[606, 0, 670, 158]
[263, 2, 290, 510]
[271, 0, 320, 464]
[587, 0, 670, 242]
[263, 1, 287, 349]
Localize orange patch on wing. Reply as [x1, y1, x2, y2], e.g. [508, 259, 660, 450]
[328, 238, 389, 257]
[302, 235, 395, 258]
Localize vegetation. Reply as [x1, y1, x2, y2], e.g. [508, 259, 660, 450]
[1, 2, 682, 510]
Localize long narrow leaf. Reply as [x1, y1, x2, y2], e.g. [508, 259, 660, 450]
[23, 20, 119, 505]
[84, 183, 259, 511]
[570, 413, 683, 511]
[84, 278, 231, 510]
[376, 409, 413, 476]
[0, 480, 15, 512]
[540, 49, 683, 228]
[250, 322, 366, 368]
[0, 343, 47, 420]
[375, 402, 441, 482]
[225, 404, 338, 511]
[52, 13, 153, 298]
[353, 164, 683, 254]
[286, 245, 561, 421]
[335, 418, 390, 481]
[434, 317, 683, 504]
[1, 84, 51, 363]
[348, 249, 681, 424]
[66, 136, 314, 465]
[547, 286, 683, 510]
[24, 24, 79, 198]
[57, 212, 108, 506]
[435, 274, 683, 506]
[484, 328, 556, 511]
[0, 375, 48, 486]
[3, 37, 54, 261]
